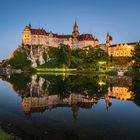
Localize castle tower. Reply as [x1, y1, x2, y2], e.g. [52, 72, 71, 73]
[106, 33, 112, 54]
[72, 21, 80, 38]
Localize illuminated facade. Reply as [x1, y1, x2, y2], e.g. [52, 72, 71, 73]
[22, 22, 99, 49]
[103, 33, 137, 57]
[22, 23, 137, 58]
[108, 42, 136, 57]
[21, 22, 138, 67]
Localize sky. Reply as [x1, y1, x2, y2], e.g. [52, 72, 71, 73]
[0, 0, 140, 61]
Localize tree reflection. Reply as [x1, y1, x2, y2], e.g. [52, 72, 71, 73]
[1, 74, 139, 118]
[131, 76, 140, 106]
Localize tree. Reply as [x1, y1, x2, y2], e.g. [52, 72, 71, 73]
[43, 47, 60, 68]
[70, 48, 85, 68]
[58, 44, 71, 68]
[39, 45, 108, 70]
[130, 76, 140, 107]
[132, 42, 140, 70]
[9, 51, 31, 69]
[72, 45, 108, 70]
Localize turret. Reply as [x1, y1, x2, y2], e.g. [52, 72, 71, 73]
[28, 24, 31, 29]
[106, 33, 112, 54]
[106, 33, 112, 47]
[72, 21, 80, 38]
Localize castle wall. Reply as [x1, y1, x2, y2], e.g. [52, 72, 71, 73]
[22, 28, 32, 45]
[22, 24, 137, 58]
[109, 43, 135, 57]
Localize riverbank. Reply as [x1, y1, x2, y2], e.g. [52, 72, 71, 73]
[0, 129, 21, 140]
[0, 129, 10, 140]
[2, 66, 138, 76]
[36, 68, 76, 73]
[0, 67, 118, 76]
[0, 68, 22, 75]
[35, 67, 117, 75]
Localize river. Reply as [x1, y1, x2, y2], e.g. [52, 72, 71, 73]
[0, 74, 140, 140]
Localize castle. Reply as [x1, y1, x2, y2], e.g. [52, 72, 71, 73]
[22, 22, 137, 66]
[22, 21, 99, 49]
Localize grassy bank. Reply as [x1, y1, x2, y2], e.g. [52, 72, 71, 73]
[0, 129, 10, 140]
[35, 67, 117, 75]
[0, 129, 21, 140]
[36, 68, 77, 73]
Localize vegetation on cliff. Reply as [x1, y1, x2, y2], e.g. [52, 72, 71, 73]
[42, 44, 108, 71]
[1, 43, 138, 73]
[9, 51, 31, 69]
[132, 42, 140, 70]
[1, 48, 32, 71]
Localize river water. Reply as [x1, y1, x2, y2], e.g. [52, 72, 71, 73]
[0, 74, 140, 140]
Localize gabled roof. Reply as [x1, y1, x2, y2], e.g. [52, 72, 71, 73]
[57, 35, 72, 39]
[77, 34, 95, 41]
[30, 28, 49, 35]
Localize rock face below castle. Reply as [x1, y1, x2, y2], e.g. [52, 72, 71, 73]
[22, 21, 99, 49]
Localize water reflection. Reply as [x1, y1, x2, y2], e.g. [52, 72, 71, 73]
[1, 74, 140, 140]
[1, 74, 136, 117]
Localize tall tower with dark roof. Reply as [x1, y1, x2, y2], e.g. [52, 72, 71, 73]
[106, 33, 112, 54]
[106, 33, 112, 46]
[72, 21, 80, 38]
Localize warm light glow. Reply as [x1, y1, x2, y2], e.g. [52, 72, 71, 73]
[98, 80, 106, 86]
[132, 60, 135, 64]
[98, 61, 106, 65]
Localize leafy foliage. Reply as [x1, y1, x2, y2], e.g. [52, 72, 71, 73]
[131, 76, 140, 106]
[9, 51, 31, 69]
[71, 45, 108, 70]
[132, 42, 140, 70]
[41, 44, 108, 70]
[43, 44, 71, 68]
[58, 44, 71, 67]
[1, 44, 108, 71]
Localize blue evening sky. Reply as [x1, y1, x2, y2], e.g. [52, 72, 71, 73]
[0, 0, 140, 61]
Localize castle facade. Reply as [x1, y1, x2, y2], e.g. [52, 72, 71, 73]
[22, 21, 99, 49]
[21, 22, 138, 66]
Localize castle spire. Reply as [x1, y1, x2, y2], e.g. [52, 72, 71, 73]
[74, 21, 78, 31]
[72, 21, 80, 38]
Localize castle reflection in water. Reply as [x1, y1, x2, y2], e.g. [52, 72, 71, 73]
[4, 74, 135, 119]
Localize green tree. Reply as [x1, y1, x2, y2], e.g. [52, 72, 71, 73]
[44, 47, 60, 68]
[58, 44, 71, 68]
[9, 51, 31, 69]
[74, 45, 108, 70]
[130, 76, 140, 107]
[132, 42, 140, 70]
[70, 48, 85, 68]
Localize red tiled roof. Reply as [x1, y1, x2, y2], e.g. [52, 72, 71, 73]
[30, 28, 48, 35]
[77, 34, 95, 41]
[29, 27, 97, 42]
[57, 35, 72, 38]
